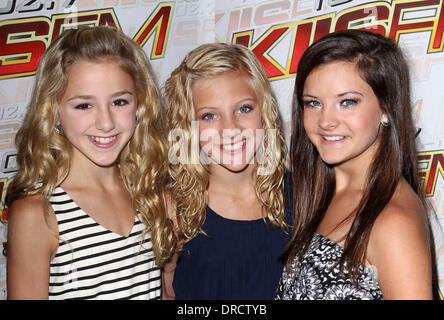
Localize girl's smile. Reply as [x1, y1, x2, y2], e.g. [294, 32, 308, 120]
[193, 70, 263, 172]
[88, 134, 119, 148]
[303, 61, 383, 169]
[219, 138, 247, 154]
[57, 59, 137, 168]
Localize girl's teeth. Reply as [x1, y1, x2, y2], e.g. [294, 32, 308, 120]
[222, 140, 245, 151]
[92, 136, 116, 144]
[323, 136, 345, 141]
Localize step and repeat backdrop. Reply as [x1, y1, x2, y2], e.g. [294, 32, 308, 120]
[0, 0, 443, 299]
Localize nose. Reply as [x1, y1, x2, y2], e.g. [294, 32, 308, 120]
[318, 105, 339, 130]
[221, 115, 241, 140]
[95, 105, 116, 133]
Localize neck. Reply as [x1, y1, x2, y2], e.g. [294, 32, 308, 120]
[62, 151, 121, 191]
[333, 153, 374, 194]
[333, 136, 380, 193]
[333, 167, 366, 193]
[208, 164, 256, 196]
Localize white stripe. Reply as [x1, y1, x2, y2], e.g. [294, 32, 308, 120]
[48, 187, 160, 300]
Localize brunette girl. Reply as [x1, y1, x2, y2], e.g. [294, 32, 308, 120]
[277, 29, 434, 300]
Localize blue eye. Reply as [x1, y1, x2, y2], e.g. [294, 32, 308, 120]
[239, 105, 252, 113]
[202, 113, 216, 121]
[303, 100, 321, 108]
[341, 99, 358, 108]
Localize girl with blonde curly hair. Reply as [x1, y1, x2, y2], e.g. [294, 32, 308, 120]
[6, 26, 174, 299]
[162, 43, 291, 299]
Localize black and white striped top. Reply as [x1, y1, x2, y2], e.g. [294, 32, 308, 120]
[48, 187, 161, 300]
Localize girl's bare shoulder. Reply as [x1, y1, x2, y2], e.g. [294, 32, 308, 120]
[377, 179, 426, 231]
[10, 194, 48, 221]
[368, 178, 429, 261]
[366, 179, 432, 299]
[8, 193, 59, 253]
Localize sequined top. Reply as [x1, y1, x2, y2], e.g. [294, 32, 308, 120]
[276, 232, 383, 300]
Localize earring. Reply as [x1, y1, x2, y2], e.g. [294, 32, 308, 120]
[54, 125, 64, 136]
[380, 114, 390, 127]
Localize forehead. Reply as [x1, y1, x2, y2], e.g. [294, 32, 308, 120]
[64, 59, 133, 85]
[192, 70, 258, 98]
[303, 61, 373, 95]
[58, 59, 137, 105]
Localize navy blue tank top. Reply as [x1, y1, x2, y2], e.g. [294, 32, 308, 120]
[173, 176, 293, 300]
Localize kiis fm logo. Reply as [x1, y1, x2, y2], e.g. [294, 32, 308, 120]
[2, 0, 444, 80]
[0, 2, 174, 79]
[419, 150, 444, 197]
[228, 0, 444, 79]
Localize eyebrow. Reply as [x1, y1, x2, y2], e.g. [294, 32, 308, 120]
[336, 91, 363, 97]
[67, 91, 134, 102]
[195, 97, 258, 111]
[302, 91, 364, 99]
[195, 106, 217, 112]
[302, 94, 318, 99]
[67, 95, 93, 102]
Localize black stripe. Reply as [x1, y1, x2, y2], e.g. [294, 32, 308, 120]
[69, 242, 151, 266]
[50, 257, 156, 284]
[54, 230, 147, 258]
[51, 191, 67, 197]
[57, 214, 89, 226]
[50, 199, 73, 205]
[58, 222, 100, 236]
[58, 217, 143, 237]
[123, 287, 162, 300]
[50, 249, 154, 282]
[55, 206, 82, 214]
[49, 272, 161, 299]
[133, 220, 143, 226]
[51, 243, 152, 268]
[58, 230, 112, 246]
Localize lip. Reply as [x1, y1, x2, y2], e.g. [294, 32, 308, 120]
[88, 134, 119, 148]
[219, 138, 247, 154]
[320, 135, 348, 144]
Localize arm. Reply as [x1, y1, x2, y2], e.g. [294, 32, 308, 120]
[161, 192, 180, 300]
[367, 200, 433, 300]
[6, 195, 58, 299]
[162, 251, 179, 300]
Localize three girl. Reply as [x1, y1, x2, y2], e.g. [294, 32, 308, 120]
[6, 25, 435, 300]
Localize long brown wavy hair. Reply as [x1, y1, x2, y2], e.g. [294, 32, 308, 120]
[164, 43, 288, 243]
[282, 29, 431, 283]
[7, 26, 175, 267]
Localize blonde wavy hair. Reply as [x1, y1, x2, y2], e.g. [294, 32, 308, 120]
[164, 43, 288, 243]
[7, 26, 175, 267]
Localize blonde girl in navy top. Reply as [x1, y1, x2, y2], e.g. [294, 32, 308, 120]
[6, 26, 174, 299]
[162, 43, 291, 299]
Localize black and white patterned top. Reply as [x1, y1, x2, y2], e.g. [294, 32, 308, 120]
[48, 186, 161, 300]
[276, 232, 383, 300]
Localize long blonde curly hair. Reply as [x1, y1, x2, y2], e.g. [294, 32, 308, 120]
[7, 26, 175, 267]
[164, 43, 288, 243]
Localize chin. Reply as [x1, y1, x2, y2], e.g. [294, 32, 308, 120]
[88, 154, 120, 168]
[318, 153, 345, 166]
[220, 163, 251, 173]
[94, 161, 119, 168]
